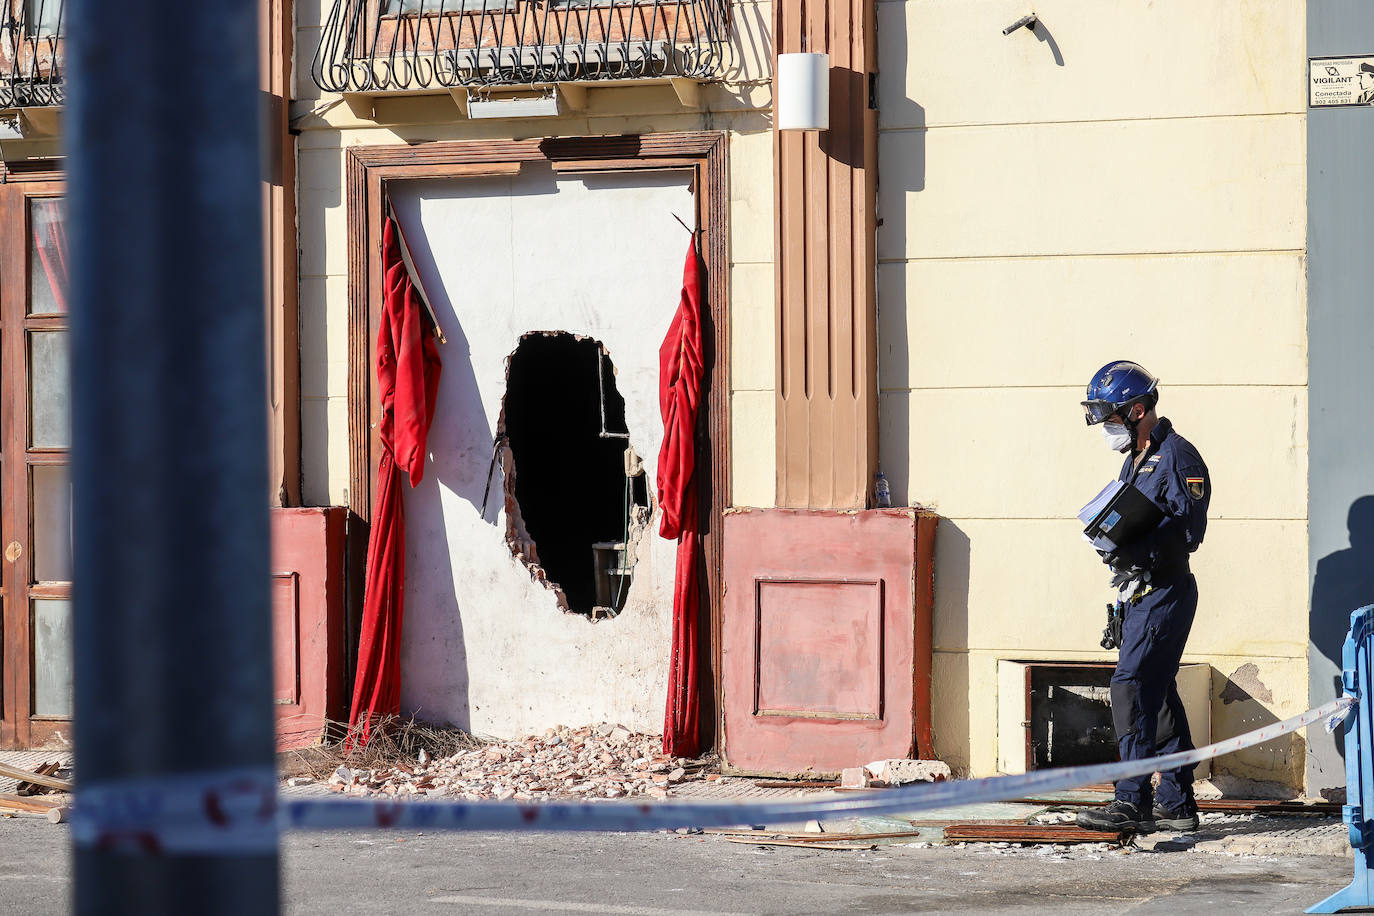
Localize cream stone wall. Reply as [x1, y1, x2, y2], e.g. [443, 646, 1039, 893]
[876, 0, 1310, 787]
[292, 1, 778, 511]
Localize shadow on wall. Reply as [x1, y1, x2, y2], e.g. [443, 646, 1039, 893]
[930, 520, 972, 775]
[1029, 19, 1065, 67]
[298, 147, 343, 505]
[1310, 495, 1374, 765]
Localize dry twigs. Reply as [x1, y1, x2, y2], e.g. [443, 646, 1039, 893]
[280, 716, 486, 780]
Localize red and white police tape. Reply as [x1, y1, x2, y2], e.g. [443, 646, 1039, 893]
[70, 695, 1356, 855]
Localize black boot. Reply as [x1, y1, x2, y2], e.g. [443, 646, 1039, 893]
[1151, 801, 1200, 832]
[1075, 799, 1150, 832]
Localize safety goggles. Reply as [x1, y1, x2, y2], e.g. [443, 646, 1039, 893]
[1081, 399, 1120, 426]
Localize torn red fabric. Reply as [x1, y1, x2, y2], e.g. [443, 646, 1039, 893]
[658, 238, 704, 758]
[347, 214, 442, 747]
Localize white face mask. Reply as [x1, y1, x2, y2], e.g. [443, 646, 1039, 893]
[1102, 420, 1132, 452]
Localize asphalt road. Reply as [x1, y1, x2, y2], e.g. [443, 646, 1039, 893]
[0, 819, 1358, 914]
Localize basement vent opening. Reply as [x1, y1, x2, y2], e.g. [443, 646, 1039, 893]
[1029, 665, 1117, 769]
[500, 332, 652, 619]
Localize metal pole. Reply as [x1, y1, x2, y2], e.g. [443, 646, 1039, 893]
[66, 0, 279, 910]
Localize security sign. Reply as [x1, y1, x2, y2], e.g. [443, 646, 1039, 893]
[1310, 56, 1374, 107]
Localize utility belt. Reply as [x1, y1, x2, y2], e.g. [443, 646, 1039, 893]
[1121, 558, 1190, 603]
[1101, 558, 1190, 650]
[1145, 557, 1191, 584]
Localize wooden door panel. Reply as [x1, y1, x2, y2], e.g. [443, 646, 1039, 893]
[0, 177, 69, 747]
[0, 183, 20, 746]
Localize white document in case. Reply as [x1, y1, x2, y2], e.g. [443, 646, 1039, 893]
[1078, 479, 1125, 528]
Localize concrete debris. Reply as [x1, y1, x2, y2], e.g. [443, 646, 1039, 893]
[287, 777, 315, 788]
[840, 767, 870, 789]
[863, 759, 952, 786]
[325, 724, 699, 802]
[1030, 811, 1079, 825]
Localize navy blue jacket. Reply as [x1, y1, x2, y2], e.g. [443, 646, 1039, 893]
[1116, 417, 1211, 572]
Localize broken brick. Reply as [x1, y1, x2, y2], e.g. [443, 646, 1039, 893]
[840, 767, 870, 789]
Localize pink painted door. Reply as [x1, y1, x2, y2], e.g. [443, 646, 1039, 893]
[720, 508, 936, 776]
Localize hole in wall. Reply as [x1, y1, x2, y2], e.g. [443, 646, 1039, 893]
[500, 332, 651, 619]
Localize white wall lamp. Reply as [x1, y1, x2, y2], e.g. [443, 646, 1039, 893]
[776, 52, 830, 131]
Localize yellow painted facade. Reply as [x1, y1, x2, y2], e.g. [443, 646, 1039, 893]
[874, 0, 1310, 788]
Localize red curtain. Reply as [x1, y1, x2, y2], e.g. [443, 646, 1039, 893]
[657, 239, 704, 758]
[347, 214, 442, 747]
[33, 201, 68, 313]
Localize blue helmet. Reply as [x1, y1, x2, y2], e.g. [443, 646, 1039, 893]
[1081, 361, 1158, 425]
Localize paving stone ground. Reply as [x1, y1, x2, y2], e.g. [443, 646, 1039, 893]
[0, 815, 1360, 915]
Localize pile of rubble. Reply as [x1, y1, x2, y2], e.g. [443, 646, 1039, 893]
[314, 723, 702, 802]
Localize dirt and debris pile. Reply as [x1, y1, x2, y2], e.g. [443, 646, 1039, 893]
[306, 723, 704, 802]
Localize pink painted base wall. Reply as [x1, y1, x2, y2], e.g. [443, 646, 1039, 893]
[721, 508, 937, 776]
[270, 507, 348, 751]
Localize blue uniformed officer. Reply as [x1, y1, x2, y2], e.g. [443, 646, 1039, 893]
[1076, 361, 1211, 833]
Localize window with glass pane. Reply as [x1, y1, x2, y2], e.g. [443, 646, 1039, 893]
[29, 330, 70, 449]
[32, 599, 72, 717]
[31, 465, 71, 583]
[28, 198, 67, 315]
[22, 0, 62, 34]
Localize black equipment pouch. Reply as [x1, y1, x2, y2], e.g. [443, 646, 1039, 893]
[1100, 601, 1125, 651]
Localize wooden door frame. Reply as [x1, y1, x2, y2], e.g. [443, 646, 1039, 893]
[344, 132, 729, 750]
[0, 163, 68, 748]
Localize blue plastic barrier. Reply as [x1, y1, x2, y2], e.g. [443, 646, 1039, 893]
[1309, 604, 1374, 914]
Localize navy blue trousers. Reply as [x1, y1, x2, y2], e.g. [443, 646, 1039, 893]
[1110, 573, 1198, 811]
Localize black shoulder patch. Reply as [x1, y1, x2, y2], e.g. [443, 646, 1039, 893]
[1186, 477, 1205, 500]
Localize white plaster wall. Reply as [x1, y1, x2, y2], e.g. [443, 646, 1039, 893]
[387, 168, 695, 737]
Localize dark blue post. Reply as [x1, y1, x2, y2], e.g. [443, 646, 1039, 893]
[65, 0, 280, 911]
[1309, 605, 1374, 914]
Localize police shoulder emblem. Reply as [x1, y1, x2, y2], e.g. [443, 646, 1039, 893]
[1186, 477, 1205, 500]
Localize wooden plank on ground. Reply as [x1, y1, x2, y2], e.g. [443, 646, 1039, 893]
[17, 761, 62, 796]
[1010, 796, 1340, 815]
[702, 820, 1029, 842]
[0, 794, 62, 815]
[0, 761, 72, 792]
[753, 780, 839, 789]
[725, 837, 877, 850]
[944, 823, 1130, 845]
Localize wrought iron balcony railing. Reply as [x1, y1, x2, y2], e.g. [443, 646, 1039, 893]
[1, 0, 63, 108]
[312, 0, 726, 94]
